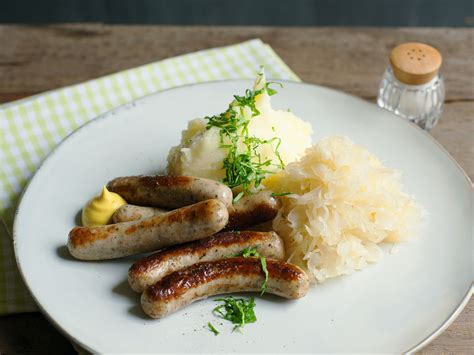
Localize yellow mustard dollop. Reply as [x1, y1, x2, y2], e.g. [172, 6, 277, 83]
[81, 186, 127, 227]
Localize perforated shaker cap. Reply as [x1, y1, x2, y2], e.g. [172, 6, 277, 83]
[390, 42, 442, 85]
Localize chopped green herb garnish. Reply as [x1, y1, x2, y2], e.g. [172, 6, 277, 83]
[260, 257, 268, 295]
[231, 246, 260, 258]
[207, 322, 219, 336]
[265, 81, 283, 96]
[205, 70, 285, 195]
[213, 296, 257, 332]
[271, 192, 293, 197]
[232, 191, 245, 204]
[230, 246, 268, 295]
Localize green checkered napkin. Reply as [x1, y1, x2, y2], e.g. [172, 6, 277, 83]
[0, 39, 300, 314]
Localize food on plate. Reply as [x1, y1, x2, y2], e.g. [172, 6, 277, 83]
[81, 186, 126, 227]
[207, 322, 220, 335]
[112, 191, 279, 231]
[232, 245, 270, 295]
[112, 204, 166, 223]
[128, 230, 285, 292]
[67, 199, 229, 260]
[141, 257, 309, 318]
[167, 70, 312, 192]
[224, 190, 279, 231]
[66, 70, 425, 328]
[213, 296, 257, 332]
[265, 136, 424, 282]
[107, 175, 233, 209]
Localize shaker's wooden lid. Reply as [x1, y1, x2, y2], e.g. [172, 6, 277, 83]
[390, 42, 442, 85]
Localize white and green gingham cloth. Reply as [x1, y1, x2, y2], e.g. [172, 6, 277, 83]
[0, 39, 300, 314]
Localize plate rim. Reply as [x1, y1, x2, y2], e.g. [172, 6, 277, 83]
[12, 79, 473, 353]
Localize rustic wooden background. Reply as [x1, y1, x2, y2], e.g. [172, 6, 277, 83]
[0, 25, 472, 353]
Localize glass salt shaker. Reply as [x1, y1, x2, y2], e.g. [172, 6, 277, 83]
[377, 42, 444, 130]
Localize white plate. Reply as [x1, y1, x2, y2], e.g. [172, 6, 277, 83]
[14, 80, 472, 353]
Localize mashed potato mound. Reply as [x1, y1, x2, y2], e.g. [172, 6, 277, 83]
[265, 136, 423, 282]
[167, 73, 313, 182]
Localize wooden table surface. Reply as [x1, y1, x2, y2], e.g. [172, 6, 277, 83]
[0, 25, 472, 353]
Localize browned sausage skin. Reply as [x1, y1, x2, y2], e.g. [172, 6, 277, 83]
[129, 231, 285, 292]
[68, 199, 229, 260]
[107, 175, 233, 209]
[112, 191, 280, 231]
[225, 190, 280, 231]
[141, 258, 309, 319]
[112, 204, 166, 224]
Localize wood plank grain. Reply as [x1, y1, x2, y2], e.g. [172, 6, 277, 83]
[0, 25, 472, 101]
[430, 102, 474, 180]
[0, 24, 471, 354]
[421, 297, 474, 353]
[0, 93, 28, 104]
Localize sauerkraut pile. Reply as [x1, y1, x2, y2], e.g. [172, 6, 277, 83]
[265, 136, 423, 282]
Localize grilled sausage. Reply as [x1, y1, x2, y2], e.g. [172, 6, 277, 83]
[107, 175, 233, 209]
[68, 199, 228, 260]
[129, 231, 285, 292]
[141, 258, 309, 319]
[112, 191, 279, 230]
[225, 191, 280, 231]
[248, 221, 274, 232]
[112, 204, 166, 224]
